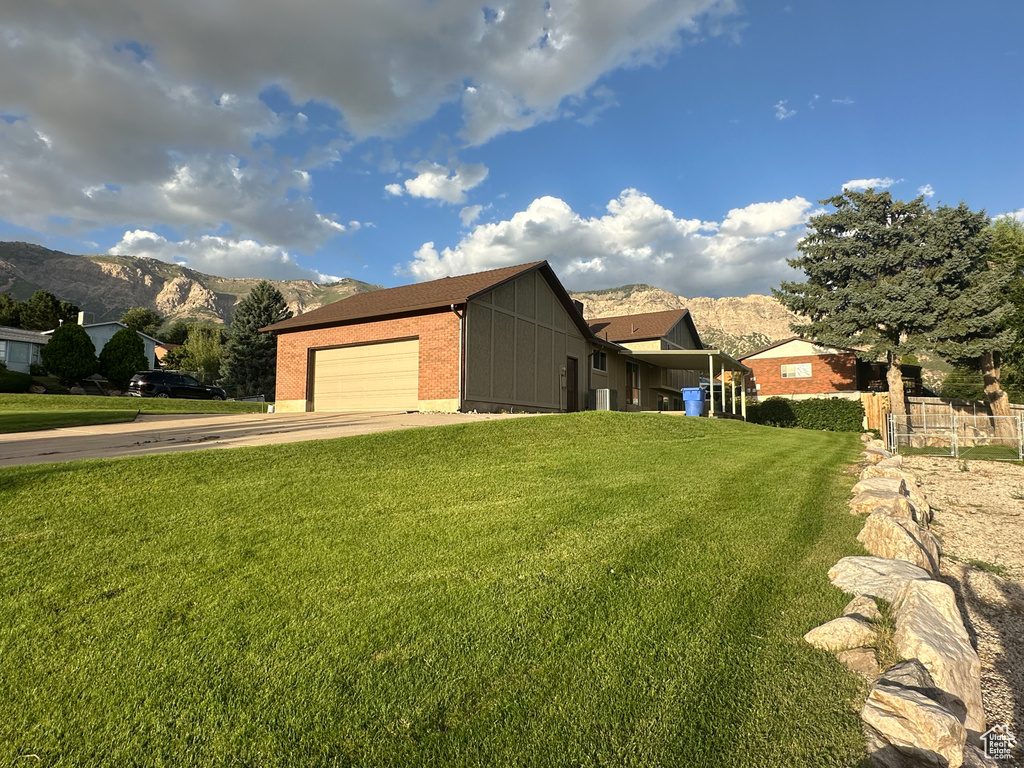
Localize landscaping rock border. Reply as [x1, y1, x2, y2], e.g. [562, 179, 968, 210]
[803, 437, 993, 768]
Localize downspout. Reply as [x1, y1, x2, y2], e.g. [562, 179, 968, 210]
[451, 304, 465, 412]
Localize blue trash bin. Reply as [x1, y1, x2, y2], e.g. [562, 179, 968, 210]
[682, 387, 705, 416]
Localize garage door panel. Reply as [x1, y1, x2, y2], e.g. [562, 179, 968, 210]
[313, 339, 419, 412]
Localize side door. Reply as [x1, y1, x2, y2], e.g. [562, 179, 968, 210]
[177, 374, 209, 398]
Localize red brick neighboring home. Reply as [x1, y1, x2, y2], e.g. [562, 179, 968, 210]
[739, 337, 922, 399]
[262, 261, 751, 415]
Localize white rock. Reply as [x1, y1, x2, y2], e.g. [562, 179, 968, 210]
[854, 476, 909, 497]
[891, 580, 986, 735]
[862, 683, 967, 768]
[861, 465, 920, 485]
[877, 456, 904, 469]
[850, 490, 915, 519]
[804, 616, 878, 652]
[828, 556, 931, 602]
[837, 646, 880, 681]
[857, 513, 942, 576]
[844, 595, 883, 622]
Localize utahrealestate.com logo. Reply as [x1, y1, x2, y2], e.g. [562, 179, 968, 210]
[981, 724, 1017, 761]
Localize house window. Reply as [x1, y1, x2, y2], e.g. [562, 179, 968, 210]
[626, 361, 640, 405]
[591, 351, 607, 372]
[781, 363, 811, 379]
[7, 341, 30, 365]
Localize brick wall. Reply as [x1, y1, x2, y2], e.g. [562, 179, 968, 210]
[746, 353, 858, 397]
[274, 309, 461, 405]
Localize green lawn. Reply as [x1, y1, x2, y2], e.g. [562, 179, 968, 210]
[0, 393, 264, 433]
[0, 413, 868, 767]
[0, 410, 140, 433]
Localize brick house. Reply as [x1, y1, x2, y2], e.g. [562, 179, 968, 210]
[263, 261, 751, 415]
[739, 337, 922, 399]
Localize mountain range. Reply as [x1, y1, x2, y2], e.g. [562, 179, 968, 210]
[0, 242, 800, 356]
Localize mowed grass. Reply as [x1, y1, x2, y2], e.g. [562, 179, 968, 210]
[0, 413, 868, 767]
[0, 393, 264, 433]
[0, 410, 139, 433]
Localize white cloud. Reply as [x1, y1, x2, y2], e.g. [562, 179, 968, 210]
[459, 205, 484, 227]
[3, 0, 735, 147]
[832, 97, 854, 105]
[110, 230, 340, 282]
[917, 184, 935, 198]
[399, 162, 488, 205]
[401, 190, 813, 297]
[384, 183, 405, 196]
[842, 177, 899, 191]
[774, 100, 796, 120]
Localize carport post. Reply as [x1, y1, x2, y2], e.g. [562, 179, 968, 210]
[719, 359, 726, 414]
[740, 373, 747, 421]
[707, 355, 715, 416]
[730, 370, 736, 415]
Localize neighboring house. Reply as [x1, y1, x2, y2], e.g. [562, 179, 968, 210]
[264, 261, 751, 416]
[43, 320, 161, 369]
[739, 337, 923, 399]
[0, 326, 48, 373]
[587, 309, 704, 411]
[155, 341, 181, 365]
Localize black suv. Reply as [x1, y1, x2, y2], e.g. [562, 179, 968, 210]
[128, 371, 227, 400]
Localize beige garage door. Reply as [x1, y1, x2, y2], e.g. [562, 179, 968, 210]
[312, 339, 419, 412]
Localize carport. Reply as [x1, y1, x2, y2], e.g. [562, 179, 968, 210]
[619, 349, 753, 419]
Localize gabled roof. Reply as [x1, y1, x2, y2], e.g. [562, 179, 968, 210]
[41, 321, 161, 345]
[262, 260, 593, 339]
[0, 325, 49, 344]
[588, 308, 702, 348]
[739, 336, 861, 360]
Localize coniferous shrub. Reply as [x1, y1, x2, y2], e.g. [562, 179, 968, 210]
[747, 396, 864, 432]
[98, 328, 148, 390]
[39, 323, 98, 385]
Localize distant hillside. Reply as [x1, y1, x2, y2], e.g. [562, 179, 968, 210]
[0, 243, 801, 356]
[570, 283, 800, 357]
[0, 242, 381, 324]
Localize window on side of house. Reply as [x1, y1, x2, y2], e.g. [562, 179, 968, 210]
[7, 341, 30, 365]
[780, 363, 812, 378]
[591, 351, 607, 372]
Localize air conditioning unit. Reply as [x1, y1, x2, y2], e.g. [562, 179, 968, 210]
[589, 388, 616, 411]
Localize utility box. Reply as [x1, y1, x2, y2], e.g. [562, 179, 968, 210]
[589, 388, 617, 411]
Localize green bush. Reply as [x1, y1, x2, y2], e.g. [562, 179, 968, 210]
[748, 396, 864, 432]
[29, 363, 47, 377]
[0, 367, 33, 393]
[98, 328, 148, 390]
[39, 323, 98, 385]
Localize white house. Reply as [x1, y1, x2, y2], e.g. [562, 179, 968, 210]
[0, 326, 48, 373]
[43, 321, 161, 369]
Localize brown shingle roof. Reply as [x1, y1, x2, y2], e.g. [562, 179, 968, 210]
[262, 261, 547, 332]
[588, 308, 694, 343]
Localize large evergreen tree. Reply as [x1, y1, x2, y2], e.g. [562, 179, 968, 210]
[220, 281, 292, 399]
[98, 328, 148, 390]
[40, 323, 98, 385]
[0, 294, 21, 327]
[925, 204, 1015, 433]
[773, 189, 936, 416]
[120, 307, 164, 337]
[20, 290, 63, 331]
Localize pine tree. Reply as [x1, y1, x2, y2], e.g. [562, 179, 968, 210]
[926, 204, 1015, 432]
[40, 323, 98, 385]
[98, 328, 148, 390]
[20, 290, 63, 331]
[120, 307, 164, 337]
[219, 281, 292, 399]
[773, 189, 936, 416]
[0, 294, 21, 327]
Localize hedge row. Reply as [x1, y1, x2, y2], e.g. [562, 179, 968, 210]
[0, 367, 33, 393]
[746, 396, 864, 432]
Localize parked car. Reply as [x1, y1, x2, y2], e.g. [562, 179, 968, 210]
[128, 370, 227, 400]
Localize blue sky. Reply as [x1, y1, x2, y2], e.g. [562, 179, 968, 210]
[1, 0, 1021, 297]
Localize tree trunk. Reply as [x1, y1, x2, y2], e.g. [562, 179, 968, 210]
[981, 351, 1016, 440]
[887, 351, 907, 417]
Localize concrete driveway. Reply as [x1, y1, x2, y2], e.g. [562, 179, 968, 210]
[0, 411, 533, 467]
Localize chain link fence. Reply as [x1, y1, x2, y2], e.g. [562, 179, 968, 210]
[888, 412, 1023, 461]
